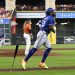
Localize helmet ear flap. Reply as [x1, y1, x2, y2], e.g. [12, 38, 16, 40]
[46, 11, 50, 16]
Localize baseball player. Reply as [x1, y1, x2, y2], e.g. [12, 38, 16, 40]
[23, 20, 32, 56]
[21, 8, 56, 69]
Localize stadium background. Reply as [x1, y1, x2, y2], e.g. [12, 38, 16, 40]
[0, 0, 75, 45]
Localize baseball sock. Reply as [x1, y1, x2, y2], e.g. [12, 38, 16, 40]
[41, 48, 52, 63]
[24, 48, 37, 62]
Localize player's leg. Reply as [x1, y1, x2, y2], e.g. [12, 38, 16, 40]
[21, 31, 45, 69]
[25, 34, 45, 62]
[22, 33, 32, 69]
[39, 37, 52, 68]
[24, 31, 45, 61]
[21, 47, 37, 69]
[21, 41, 38, 69]
[41, 39, 52, 63]
[23, 33, 31, 56]
[25, 34, 31, 56]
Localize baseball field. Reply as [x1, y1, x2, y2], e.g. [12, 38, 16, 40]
[0, 44, 75, 75]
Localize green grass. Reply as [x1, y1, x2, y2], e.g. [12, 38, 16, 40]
[52, 44, 75, 48]
[0, 70, 75, 75]
[0, 44, 75, 75]
[0, 55, 75, 75]
[52, 50, 75, 56]
[0, 44, 75, 50]
[0, 55, 75, 69]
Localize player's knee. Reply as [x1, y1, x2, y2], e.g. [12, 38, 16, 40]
[25, 50, 29, 56]
[27, 42, 31, 45]
[46, 48, 52, 52]
[30, 48, 37, 54]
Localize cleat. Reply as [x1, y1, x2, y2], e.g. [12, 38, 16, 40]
[38, 62, 48, 69]
[21, 59, 27, 70]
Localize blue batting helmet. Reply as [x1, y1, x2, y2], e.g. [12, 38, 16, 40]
[46, 8, 54, 15]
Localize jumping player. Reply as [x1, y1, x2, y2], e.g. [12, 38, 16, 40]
[23, 20, 32, 56]
[22, 8, 56, 69]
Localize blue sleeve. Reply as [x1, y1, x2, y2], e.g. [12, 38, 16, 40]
[49, 17, 55, 26]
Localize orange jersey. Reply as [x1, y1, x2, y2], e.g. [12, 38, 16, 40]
[23, 23, 31, 34]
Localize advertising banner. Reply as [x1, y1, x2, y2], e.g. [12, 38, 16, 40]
[56, 12, 75, 18]
[0, 18, 10, 24]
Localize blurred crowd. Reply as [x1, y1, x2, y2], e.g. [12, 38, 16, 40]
[0, 7, 13, 19]
[16, 4, 45, 11]
[56, 4, 75, 11]
[1, 4, 75, 19]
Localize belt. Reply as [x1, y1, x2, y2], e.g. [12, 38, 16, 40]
[24, 32, 29, 34]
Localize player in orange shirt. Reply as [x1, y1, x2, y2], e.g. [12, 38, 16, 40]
[23, 20, 32, 56]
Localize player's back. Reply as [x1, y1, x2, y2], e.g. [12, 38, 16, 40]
[23, 22, 31, 34]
